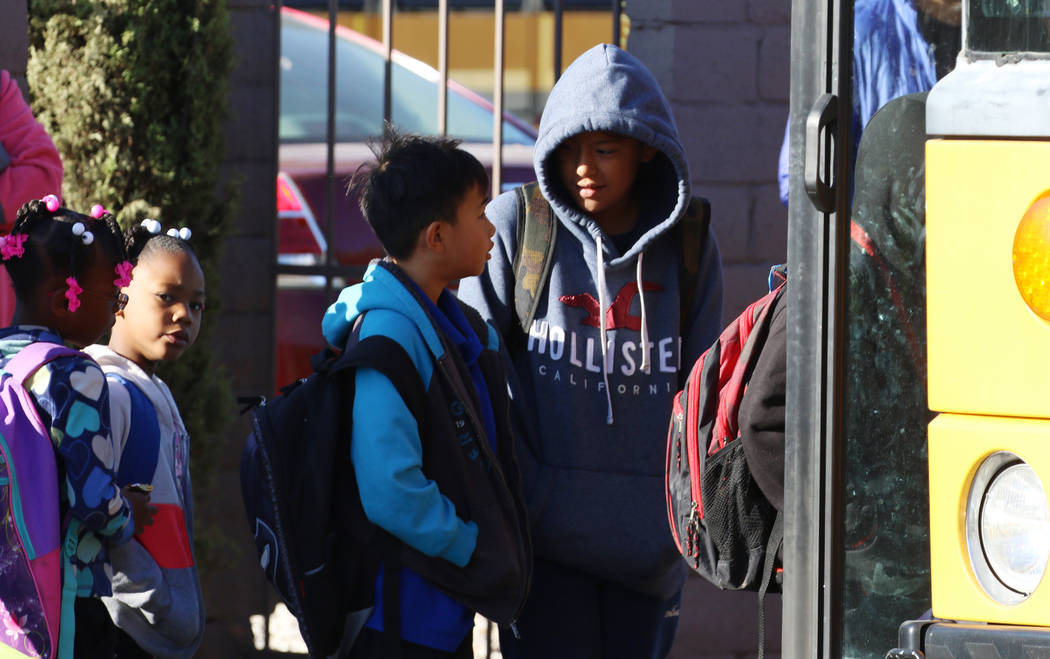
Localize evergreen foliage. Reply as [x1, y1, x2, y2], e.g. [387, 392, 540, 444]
[27, 0, 237, 572]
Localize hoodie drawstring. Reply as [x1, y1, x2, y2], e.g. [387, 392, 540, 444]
[596, 236, 614, 425]
[636, 250, 651, 374]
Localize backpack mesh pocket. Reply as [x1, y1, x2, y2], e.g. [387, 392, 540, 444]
[700, 441, 779, 590]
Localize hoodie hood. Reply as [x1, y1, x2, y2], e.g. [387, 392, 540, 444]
[534, 43, 690, 266]
[529, 44, 693, 423]
[322, 259, 450, 361]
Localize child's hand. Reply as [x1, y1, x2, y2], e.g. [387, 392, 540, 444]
[122, 485, 158, 536]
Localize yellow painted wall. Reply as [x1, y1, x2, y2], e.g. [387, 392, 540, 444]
[312, 10, 622, 118]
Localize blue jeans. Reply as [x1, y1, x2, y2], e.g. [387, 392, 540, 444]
[499, 559, 682, 659]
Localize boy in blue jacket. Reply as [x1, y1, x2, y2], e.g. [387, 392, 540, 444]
[458, 44, 723, 658]
[321, 131, 531, 657]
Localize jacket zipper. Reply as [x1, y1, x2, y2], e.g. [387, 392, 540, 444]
[684, 356, 704, 519]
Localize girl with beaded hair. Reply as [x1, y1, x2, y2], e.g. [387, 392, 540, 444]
[86, 218, 206, 658]
[0, 195, 154, 659]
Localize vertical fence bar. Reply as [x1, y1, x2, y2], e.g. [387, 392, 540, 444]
[438, 0, 449, 135]
[484, 6, 503, 638]
[324, 0, 338, 303]
[382, 0, 393, 126]
[612, 0, 621, 47]
[492, 0, 505, 195]
[553, 0, 563, 81]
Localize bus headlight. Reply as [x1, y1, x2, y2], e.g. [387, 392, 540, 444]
[1012, 192, 1050, 322]
[966, 452, 1050, 604]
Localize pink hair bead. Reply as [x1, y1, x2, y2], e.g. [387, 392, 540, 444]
[42, 194, 61, 212]
[90, 204, 106, 219]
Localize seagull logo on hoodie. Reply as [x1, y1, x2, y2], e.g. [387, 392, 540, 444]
[559, 282, 664, 331]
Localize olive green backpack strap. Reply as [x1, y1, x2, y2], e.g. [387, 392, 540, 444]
[512, 181, 558, 334]
[511, 185, 710, 337]
[676, 196, 711, 333]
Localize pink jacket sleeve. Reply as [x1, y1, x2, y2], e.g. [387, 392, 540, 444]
[0, 70, 63, 227]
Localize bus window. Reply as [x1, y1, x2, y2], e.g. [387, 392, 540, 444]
[840, 2, 960, 656]
[968, 0, 1050, 53]
[843, 90, 933, 659]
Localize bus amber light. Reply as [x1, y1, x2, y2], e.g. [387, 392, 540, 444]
[1012, 193, 1050, 322]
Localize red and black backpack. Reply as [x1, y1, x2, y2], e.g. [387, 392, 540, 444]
[665, 266, 786, 655]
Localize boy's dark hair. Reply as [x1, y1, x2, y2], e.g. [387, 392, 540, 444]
[125, 222, 200, 267]
[351, 129, 489, 259]
[6, 199, 126, 301]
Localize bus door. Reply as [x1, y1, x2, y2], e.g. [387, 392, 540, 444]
[785, 0, 964, 656]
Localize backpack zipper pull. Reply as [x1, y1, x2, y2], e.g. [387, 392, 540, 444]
[510, 620, 521, 639]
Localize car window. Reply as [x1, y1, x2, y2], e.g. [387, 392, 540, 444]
[280, 13, 536, 145]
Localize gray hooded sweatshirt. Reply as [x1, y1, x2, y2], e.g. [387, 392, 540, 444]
[85, 345, 204, 658]
[457, 43, 723, 599]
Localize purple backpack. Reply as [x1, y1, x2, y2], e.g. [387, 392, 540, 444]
[0, 342, 81, 659]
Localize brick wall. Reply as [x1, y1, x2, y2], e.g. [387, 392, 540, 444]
[626, 2, 790, 657]
[628, 0, 790, 327]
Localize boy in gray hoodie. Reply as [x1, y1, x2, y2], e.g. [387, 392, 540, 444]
[457, 44, 723, 658]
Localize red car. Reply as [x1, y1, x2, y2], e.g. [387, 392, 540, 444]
[276, 7, 537, 386]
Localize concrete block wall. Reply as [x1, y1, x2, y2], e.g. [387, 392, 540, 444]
[196, 0, 279, 655]
[0, 0, 29, 94]
[626, 2, 790, 658]
[628, 0, 791, 326]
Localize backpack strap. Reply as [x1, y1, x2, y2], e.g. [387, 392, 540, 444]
[337, 334, 427, 431]
[713, 281, 786, 450]
[756, 511, 784, 659]
[108, 374, 162, 487]
[512, 181, 558, 334]
[5, 342, 80, 385]
[3, 341, 82, 443]
[676, 196, 711, 335]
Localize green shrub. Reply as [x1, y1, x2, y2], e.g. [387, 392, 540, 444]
[27, 0, 237, 573]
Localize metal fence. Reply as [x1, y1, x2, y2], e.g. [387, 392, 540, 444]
[275, 0, 622, 291]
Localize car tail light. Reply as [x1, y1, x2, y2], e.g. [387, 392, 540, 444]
[277, 172, 326, 262]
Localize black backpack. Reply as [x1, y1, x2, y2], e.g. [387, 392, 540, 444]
[240, 332, 426, 657]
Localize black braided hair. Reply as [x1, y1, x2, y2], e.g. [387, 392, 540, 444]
[124, 221, 200, 267]
[6, 199, 127, 303]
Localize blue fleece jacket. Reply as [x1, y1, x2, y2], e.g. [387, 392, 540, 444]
[322, 263, 479, 651]
[457, 43, 724, 599]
